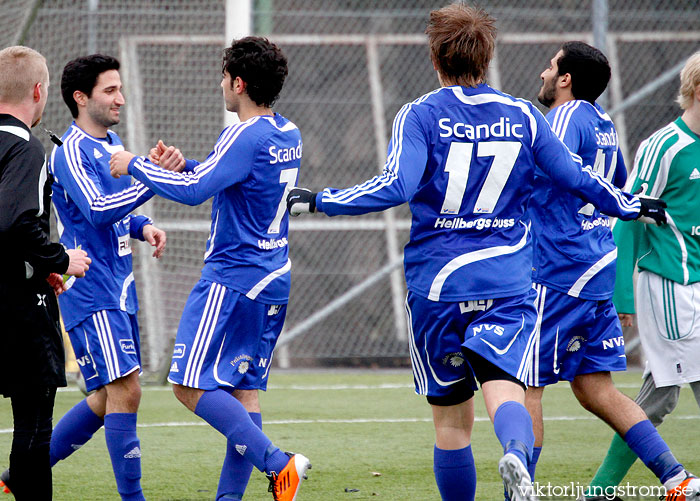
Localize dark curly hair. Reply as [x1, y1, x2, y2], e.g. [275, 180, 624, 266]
[61, 54, 120, 118]
[222, 37, 288, 108]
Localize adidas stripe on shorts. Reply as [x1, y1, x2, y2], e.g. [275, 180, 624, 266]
[406, 288, 538, 399]
[168, 279, 286, 391]
[526, 283, 626, 387]
[68, 309, 141, 392]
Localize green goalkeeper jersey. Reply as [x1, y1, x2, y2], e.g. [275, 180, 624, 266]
[613, 117, 700, 314]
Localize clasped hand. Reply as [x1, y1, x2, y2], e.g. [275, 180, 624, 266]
[110, 140, 185, 179]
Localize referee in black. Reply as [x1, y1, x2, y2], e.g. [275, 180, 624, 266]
[0, 46, 90, 500]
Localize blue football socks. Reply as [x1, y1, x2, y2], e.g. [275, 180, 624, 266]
[623, 420, 683, 483]
[528, 446, 542, 483]
[493, 401, 534, 468]
[50, 398, 104, 465]
[434, 445, 477, 501]
[216, 412, 262, 500]
[194, 389, 289, 475]
[104, 413, 144, 501]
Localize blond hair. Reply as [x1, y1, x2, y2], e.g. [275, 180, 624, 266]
[678, 51, 700, 110]
[0, 46, 48, 104]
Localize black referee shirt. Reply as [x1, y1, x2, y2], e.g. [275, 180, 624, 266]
[0, 113, 69, 395]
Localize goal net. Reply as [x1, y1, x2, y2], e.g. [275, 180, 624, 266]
[12, 0, 700, 376]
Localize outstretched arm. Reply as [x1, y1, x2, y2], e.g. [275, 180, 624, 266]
[532, 108, 664, 223]
[288, 105, 427, 217]
[111, 125, 255, 206]
[51, 144, 154, 229]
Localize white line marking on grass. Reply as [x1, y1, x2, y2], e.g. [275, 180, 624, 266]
[2, 414, 699, 434]
[243, 414, 700, 424]
[56, 383, 416, 393]
[57, 382, 650, 393]
[264, 382, 648, 390]
[269, 383, 414, 390]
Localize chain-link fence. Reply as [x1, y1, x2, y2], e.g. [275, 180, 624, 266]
[6, 0, 699, 374]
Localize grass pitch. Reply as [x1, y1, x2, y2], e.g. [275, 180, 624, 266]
[1, 369, 698, 500]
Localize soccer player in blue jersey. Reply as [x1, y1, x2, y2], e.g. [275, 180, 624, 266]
[286, 6, 665, 501]
[523, 42, 700, 501]
[109, 37, 310, 501]
[39, 54, 164, 501]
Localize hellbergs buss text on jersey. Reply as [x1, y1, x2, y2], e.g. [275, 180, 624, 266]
[434, 216, 515, 230]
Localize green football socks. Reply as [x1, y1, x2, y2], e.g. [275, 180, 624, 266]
[586, 433, 638, 496]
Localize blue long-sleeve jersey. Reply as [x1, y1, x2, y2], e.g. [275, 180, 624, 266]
[128, 114, 301, 304]
[531, 100, 627, 300]
[315, 84, 640, 302]
[50, 123, 154, 329]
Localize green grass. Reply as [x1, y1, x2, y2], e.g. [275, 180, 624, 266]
[1, 370, 699, 500]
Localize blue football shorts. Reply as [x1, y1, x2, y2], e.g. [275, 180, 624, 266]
[68, 309, 141, 392]
[168, 279, 286, 391]
[526, 283, 626, 387]
[406, 287, 539, 400]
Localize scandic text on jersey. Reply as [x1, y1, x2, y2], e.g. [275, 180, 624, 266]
[439, 116, 524, 140]
[269, 140, 302, 164]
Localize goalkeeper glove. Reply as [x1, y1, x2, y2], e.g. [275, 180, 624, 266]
[636, 195, 667, 225]
[287, 188, 317, 216]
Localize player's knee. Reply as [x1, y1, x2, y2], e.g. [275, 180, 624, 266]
[571, 380, 599, 409]
[172, 383, 199, 411]
[120, 373, 141, 393]
[573, 391, 598, 413]
[118, 392, 141, 412]
[232, 388, 261, 412]
[571, 381, 599, 411]
[105, 374, 142, 411]
[572, 379, 623, 415]
[128, 384, 142, 407]
[571, 372, 611, 400]
[172, 383, 186, 402]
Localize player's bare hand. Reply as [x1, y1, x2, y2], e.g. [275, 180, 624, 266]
[46, 273, 68, 296]
[143, 224, 166, 258]
[110, 151, 136, 178]
[147, 140, 166, 164]
[65, 248, 91, 277]
[618, 313, 635, 327]
[159, 143, 185, 172]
